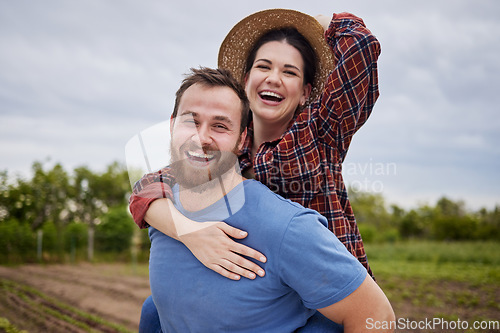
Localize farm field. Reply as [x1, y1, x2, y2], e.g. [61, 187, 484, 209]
[0, 263, 150, 333]
[0, 241, 499, 332]
[366, 241, 500, 332]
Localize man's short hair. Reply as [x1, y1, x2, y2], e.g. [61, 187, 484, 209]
[172, 67, 250, 134]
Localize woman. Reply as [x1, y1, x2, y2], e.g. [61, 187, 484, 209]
[131, 9, 380, 281]
[134, 9, 381, 332]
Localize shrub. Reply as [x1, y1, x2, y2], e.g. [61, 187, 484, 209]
[0, 219, 36, 264]
[95, 206, 135, 253]
[41, 221, 58, 254]
[358, 224, 376, 243]
[431, 216, 478, 241]
[63, 222, 88, 261]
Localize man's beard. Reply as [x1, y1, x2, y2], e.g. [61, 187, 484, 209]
[170, 141, 240, 193]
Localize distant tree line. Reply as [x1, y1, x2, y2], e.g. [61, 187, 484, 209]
[1, 161, 498, 264]
[349, 190, 500, 243]
[0, 161, 149, 264]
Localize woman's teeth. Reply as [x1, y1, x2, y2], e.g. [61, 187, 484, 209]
[259, 91, 283, 102]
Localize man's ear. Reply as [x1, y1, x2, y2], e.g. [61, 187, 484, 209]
[170, 116, 175, 133]
[237, 128, 247, 152]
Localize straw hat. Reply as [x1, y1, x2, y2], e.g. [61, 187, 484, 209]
[218, 9, 334, 104]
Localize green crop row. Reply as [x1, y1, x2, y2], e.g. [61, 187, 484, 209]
[0, 279, 134, 333]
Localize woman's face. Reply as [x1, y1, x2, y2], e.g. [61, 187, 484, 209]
[245, 41, 311, 127]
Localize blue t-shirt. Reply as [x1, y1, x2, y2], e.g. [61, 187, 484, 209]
[149, 180, 367, 332]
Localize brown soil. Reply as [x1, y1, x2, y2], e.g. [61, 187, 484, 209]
[0, 263, 151, 333]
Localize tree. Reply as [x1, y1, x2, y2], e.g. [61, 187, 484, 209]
[348, 189, 390, 227]
[0, 160, 133, 263]
[72, 162, 130, 260]
[30, 162, 72, 231]
[476, 206, 500, 240]
[435, 197, 466, 218]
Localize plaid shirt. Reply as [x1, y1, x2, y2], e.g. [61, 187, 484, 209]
[129, 13, 380, 277]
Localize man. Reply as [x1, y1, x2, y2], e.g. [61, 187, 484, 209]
[143, 67, 395, 332]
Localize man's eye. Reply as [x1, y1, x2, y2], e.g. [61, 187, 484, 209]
[214, 124, 228, 130]
[183, 119, 198, 126]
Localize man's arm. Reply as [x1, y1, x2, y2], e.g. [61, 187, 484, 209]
[277, 210, 394, 331]
[317, 274, 395, 333]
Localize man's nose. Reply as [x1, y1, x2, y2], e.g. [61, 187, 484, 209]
[193, 125, 213, 146]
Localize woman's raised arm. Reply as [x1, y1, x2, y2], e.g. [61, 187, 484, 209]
[317, 12, 381, 162]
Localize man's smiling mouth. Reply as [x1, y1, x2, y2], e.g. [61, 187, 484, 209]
[185, 150, 216, 163]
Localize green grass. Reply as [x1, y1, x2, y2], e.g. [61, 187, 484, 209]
[0, 317, 28, 333]
[366, 240, 500, 265]
[366, 240, 500, 285]
[365, 241, 500, 331]
[370, 260, 500, 285]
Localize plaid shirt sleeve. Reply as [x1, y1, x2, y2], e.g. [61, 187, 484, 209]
[319, 12, 381, 162]
[128, 167, 175, 228]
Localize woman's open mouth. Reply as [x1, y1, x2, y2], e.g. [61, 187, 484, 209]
[259, 90, 284, 103]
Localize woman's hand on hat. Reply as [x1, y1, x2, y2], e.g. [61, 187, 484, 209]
[314, 14, 330, 32]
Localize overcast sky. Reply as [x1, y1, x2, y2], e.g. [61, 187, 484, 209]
[1, 0, 499, 210]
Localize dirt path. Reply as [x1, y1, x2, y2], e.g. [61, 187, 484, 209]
[0, 263, 151, 333]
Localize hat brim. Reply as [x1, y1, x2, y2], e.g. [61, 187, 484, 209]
[218, 9, 334, 104]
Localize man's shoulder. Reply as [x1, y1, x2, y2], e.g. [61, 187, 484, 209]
[243, 180, 304, 209]
[242, 180, 324, 221]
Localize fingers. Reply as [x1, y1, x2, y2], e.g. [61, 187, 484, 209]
[212, 255, 264, 280]
[181, 221, 268, 280]
[314, 14, 330, 32]
[218, 223, 267, 263]
[218, 223, 249, 239]
[212, 223, 267, 280]
[210, 264, 242, 281]
[225, 251, 266, 279]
